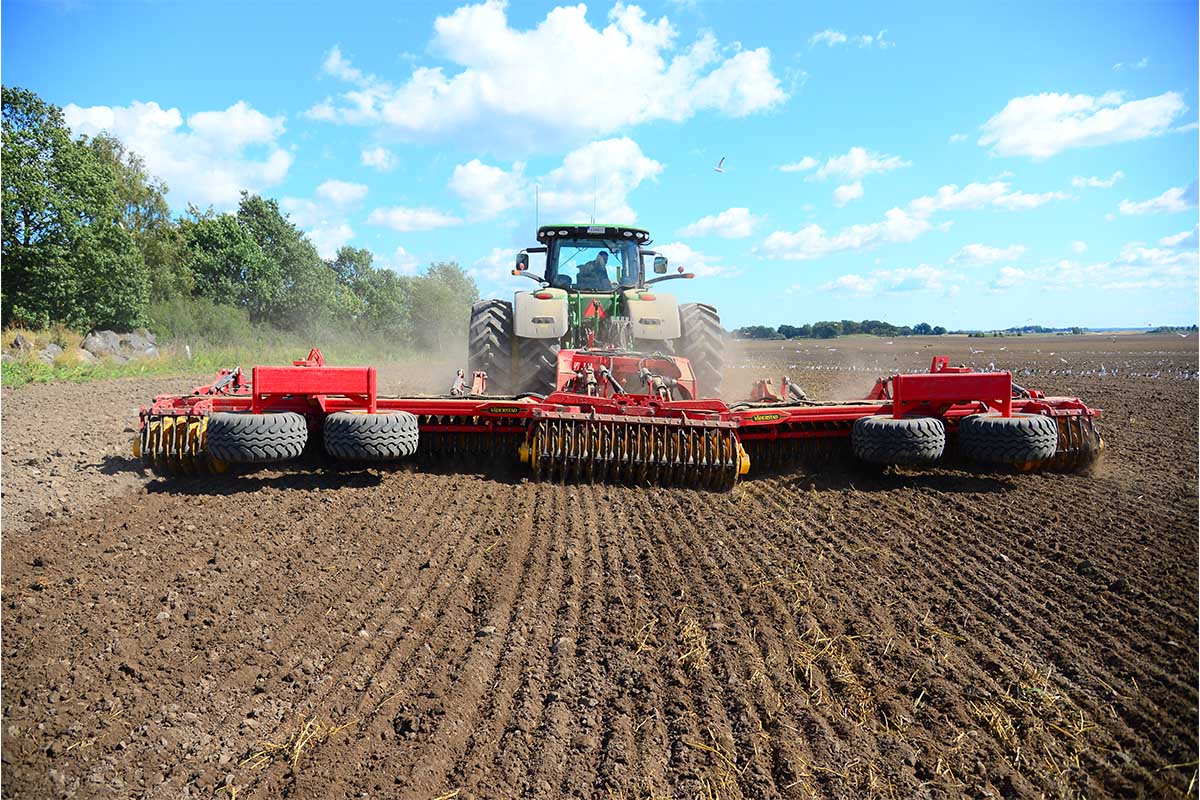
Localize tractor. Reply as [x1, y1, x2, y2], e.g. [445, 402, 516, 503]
[467, 224, 724, 396]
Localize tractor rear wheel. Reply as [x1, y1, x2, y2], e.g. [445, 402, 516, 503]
[515, 337, 560, 394]
[677, 303, 724, 398]
[206, 412, 308, 464]
[958, 412, 1058, 467]
[324, 411, 419, 460]
[852, 415, 945, 465]
[468, 300, 514, 394]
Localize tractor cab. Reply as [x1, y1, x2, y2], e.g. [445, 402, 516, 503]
[470, 222, 722, 396]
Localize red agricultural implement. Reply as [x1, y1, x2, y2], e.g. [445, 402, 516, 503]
[135, 348, 1103, 491]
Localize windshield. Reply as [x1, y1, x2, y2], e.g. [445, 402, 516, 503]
[547, 238, 640, 290]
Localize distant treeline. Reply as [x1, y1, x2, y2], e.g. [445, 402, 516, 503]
[733, 320, 948, 340]
[1, 86, 476, 351]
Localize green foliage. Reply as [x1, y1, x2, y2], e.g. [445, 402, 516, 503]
[178, 208, 277, 317]
[2, 85, 150, 329]
[406, 261, 478, 353]
[732, 325, 781, 340]
[147, 296, 257, 344]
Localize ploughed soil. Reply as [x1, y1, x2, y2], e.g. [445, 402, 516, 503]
[2, 334, 1196, 799]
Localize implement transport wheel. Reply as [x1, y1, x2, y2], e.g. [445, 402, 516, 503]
[206, 412, 308, 464]
[852, 415, 945, 465]
[958, 412, 1058, 469]
[324, 411, 419, 461]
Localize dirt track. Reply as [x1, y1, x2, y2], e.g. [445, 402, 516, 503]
[2, 335, 1197, 799]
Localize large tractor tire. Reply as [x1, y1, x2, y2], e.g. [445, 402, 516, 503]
[677, 303, 725, 398]
[958, 412, 1058, 467]
[206, 412, 308, 464]
[852, 415, 945, 465]
[468, 300, 514, 394]
[515, 337, 560, 394]
[323, 411, 419, 461]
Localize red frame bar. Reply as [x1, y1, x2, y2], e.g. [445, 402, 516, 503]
[250, 365, 377, 414]
[890, 371, 1012, 418]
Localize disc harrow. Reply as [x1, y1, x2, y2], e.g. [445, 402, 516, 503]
[133, 350, 1105, 490]
[522, 414, 747, 490]
[135, 414, 227, 476]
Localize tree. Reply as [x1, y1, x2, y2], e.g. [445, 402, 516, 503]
[811, 321, 840, 339]
[88, 133, 188, 301]
[932, 325, 947, 336]
[1, 85, 148, 329]
[913, 322, 933, 335]
[179, 209, 275, 315]
[406, 261, 479, 353]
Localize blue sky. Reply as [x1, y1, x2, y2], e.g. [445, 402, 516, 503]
[4, 0, 1198, 329]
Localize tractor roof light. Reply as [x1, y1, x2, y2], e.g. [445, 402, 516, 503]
[640, 293, 657, 301]
[534, 291, 554, 300]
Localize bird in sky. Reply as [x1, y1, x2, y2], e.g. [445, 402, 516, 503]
[714, 156, 725, 173]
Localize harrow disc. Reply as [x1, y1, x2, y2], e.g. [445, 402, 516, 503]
[1039, 414, 1104, 473]
[524, 417, 747, 491]
[136, 414, 228, 476]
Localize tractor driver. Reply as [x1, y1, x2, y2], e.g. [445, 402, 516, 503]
[576, 250, 613, 290]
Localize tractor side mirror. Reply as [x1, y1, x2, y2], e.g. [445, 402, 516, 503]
[515, 252, 529, 271]
[653, 255, 668, 274]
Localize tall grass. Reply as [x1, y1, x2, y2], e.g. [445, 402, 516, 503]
[1, 298, 444, 388]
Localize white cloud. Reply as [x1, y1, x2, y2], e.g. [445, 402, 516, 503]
[990, 266, 1028, 290]
[979, 90, 1187, 159]
[809, 30, 847, 47]
[367, 206, 462, 231]
[813, 146, 910, 181]
[832, 181, 864, 207]
[809, 29, 891, 48]
[951, 243, 1026, 265]
[819, 274, 875, 293]
[991, 242, 1198, 293]
[854, 30, 893, 48]
[1071, 170, 1124, 188]
[1118, 181, 1198, 215]
[1113, 57, 1149, 71]
[63, 100, 292, 210]
[469, 246, 530, 295]
[279, 197, 356, 259]
[760, 207, 934, 261]
[448, 159, 526, 219]
[536, 137, 663, 223]
[678, 207, 762, 238]
[1072, 240, 1088, 254]
[761, 178, 1068, 261]
[909, 181, 1069, 214]
[1160, 227, 1198, 248]
[361, 146, 398, 171]
[992, 189, 1072, 210]
[779, 156, 818, 173]
[443, 137, 659, 225]
[948, 133, 968, 143]
[281, 179, 370, 258]
[309, 3, 786, 149]
[379, 245, 421, 275]
[820, 264, 959, 295]
[655, 242, 740, 277]
[315, 179, 368, 207]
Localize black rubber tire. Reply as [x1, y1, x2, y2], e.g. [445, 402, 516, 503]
[677, 303, 725, 398]
[323, 411, 419, 461]
[468, 299, 514, 394]
[515, 336, 560, 394]
[959, 412, 1058, 466]
[206, 412, 308, 464]
[852, 415, 945, 465]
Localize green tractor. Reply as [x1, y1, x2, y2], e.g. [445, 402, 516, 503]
[468, 223, 724, 396]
